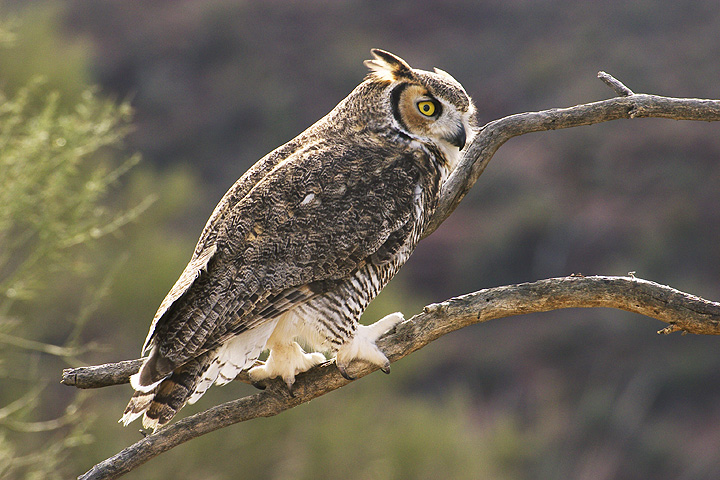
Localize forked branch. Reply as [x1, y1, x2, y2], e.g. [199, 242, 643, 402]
[424, 72, 720, 236]
[68, 73, 720, 480]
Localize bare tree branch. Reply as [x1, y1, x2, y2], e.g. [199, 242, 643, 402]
[424, 73, 720, 237]
[597, 71, 635, 96]
[70, 74, 720, 479]
[75, 275, 720, 480]
[62, 358, 145, 389]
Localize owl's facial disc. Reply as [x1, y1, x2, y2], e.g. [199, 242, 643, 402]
[393, 83, 470, 152]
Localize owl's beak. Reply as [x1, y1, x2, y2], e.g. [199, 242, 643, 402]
[446, 123, 467, 150]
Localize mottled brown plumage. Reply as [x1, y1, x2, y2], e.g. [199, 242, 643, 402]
[122, 49, 476, 430]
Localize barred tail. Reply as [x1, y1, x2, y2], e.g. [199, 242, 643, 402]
[119, 325, 275, 430]
[120, 352, 213, 431]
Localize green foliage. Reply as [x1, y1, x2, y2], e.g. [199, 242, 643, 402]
[0, 78, 143, 303]
[0, 19, 148, 480]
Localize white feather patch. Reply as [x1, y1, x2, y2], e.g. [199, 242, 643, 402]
[119, 409, 144, 426]
[187, 319, 278, 404]
[336, 312, 404, 368]
[129, 370, 165, 393]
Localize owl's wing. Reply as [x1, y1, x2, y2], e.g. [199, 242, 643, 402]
[138, 141, 299, 355]
[136, 141, 425, 387]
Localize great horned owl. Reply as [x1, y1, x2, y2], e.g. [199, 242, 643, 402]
[122, 49, 476, 430]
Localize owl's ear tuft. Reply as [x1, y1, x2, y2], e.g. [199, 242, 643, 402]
[365, 49, 415, 82]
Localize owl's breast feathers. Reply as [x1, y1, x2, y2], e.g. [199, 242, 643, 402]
[136, 132, 443, 388]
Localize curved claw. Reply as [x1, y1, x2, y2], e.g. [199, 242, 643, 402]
[380, 363, 391, 375]
[337, 364, 356, 381]
[251, 380, 267, 390]
[284, 379, 296, 397]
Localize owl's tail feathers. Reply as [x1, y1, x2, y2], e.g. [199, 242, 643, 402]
[120, 327, 276, 430]
[120, 352, 213, 431]
[129, 345, 175, 393]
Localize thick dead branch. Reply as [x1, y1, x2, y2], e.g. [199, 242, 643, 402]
[424, 76, 720, 237]
[74, 275, 720, 480]
[62, 358, 145, 389]
[71, 74, 720, 479]
[64, 274, 720, 390]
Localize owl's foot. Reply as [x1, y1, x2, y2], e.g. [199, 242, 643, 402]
[248, 341, 325, 390]
[335, 312, 404, 380]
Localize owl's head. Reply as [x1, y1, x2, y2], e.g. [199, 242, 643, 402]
[364, 49, 476, 164]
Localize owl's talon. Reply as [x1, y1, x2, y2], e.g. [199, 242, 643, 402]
[337, 363, 356, 381]
[284, 379, 296, 396]
[336, 313, 403, 377]
[248, 341, 324, 393]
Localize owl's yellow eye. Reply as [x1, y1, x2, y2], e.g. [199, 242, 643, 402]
[417, 100, 437, 117]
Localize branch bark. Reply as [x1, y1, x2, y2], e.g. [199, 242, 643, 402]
[68, 74, 720, 479]
[72, 275, 720, 480]
[424, 72, 720, 237]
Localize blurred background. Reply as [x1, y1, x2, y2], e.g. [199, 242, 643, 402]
[1, 1, 720, 479]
